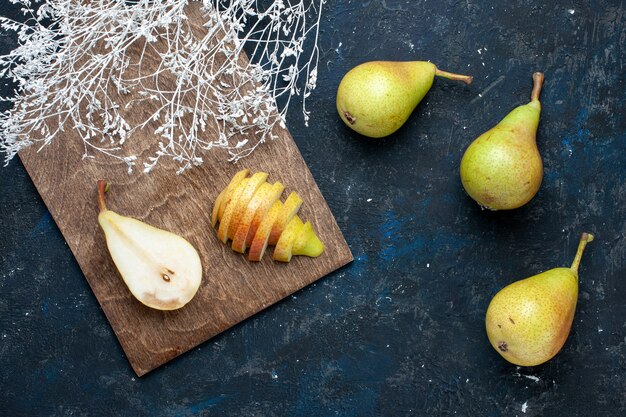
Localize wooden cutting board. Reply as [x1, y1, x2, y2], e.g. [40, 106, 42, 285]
[18, 3, 352, 376]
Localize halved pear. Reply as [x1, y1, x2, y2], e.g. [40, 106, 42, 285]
[268, 192, 303, 246]
[273, 216, 304, 262]
[96, 181, 202, 310]
[248, 201, 282, 262]
[292, 221, 325, 258]
[232, 181, 284, 253]
[212, 169, 249, 227]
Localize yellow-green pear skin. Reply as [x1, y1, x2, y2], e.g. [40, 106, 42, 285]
[214, 170, 325, 262]
[97, 181, 202, 311]
[292, 221, 324, 258]
[485, 233, 594, 366]
[460, 72, 545, 210]
[336, 61, 472, 138]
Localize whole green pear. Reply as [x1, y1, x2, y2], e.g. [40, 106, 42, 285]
[485, 232, 594, 366]
[460, 72, 545, 210]
[336, 61, 473, 138]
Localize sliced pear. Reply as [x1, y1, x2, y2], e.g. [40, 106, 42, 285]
[231, 182, 271, 253]
[96, 181, 202, 310]
[245, 181, 285, 247]
[226, 171, 269, 240]
[292, 221, 325, 258]
[217, 178, 249, 243]
[212, 189, 226, 228]
[248, 201, 282, 262]
[268, 192, 303, 246]
[213, 170, 324, 262]
[212, 169, 249, 227]
[273, 216, 304, 262]
[217, 169, 250, 221]
[232, 181, 284, 253]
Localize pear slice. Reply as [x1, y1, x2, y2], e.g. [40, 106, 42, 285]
[268, 192, 303, 246]
[218, 169, 251, 220]
[231, 182, 271, 253]
[96, 181, 202, 310]
[274, 219, 325, 262]
[226, 171, 269, 240]
[212, 169, 249, 227]
[217, 178, 249, 243]
[273, 216, 304, 262]
[245, 181, 284, 247]
[292, 221, 325, 258]
[232, 181, 284, 253]
[248, 201, 282, 262]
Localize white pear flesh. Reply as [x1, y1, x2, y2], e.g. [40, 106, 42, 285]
[98, 210, 202, 311]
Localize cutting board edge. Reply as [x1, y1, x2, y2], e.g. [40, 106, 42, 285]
[133, 253, 354, 377]
[20, 147, 355, 377]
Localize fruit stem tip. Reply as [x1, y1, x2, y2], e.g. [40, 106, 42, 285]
[571, 232, 594, 273]
[435, 68, 473, 85]
[97, 180, 108, 212]
[531, 72, 544, 101]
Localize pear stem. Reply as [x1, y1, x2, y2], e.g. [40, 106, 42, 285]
[531, 72, 544, 101]
[571, 232, 594, 274]
[97, 180, 108, 213]
[435, 68, 473, 85]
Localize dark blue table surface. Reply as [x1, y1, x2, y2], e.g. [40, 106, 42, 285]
[1, 1, 625, 416]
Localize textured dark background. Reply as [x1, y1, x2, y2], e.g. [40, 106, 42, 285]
[1, 1, 625, 416]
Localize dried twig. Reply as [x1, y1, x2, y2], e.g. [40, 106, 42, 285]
[0, 0, 324, 173]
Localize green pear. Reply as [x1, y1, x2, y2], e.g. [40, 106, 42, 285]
[336, 61, 473, 138]
[460, 72, 545, 210]
[485, 232, 594, 366]
[97, 180, 202, 310]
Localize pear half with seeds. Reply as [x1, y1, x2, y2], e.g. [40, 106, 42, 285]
[97, 180, 202, 310]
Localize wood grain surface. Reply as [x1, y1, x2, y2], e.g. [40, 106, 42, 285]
[18, 3, 352, 376]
